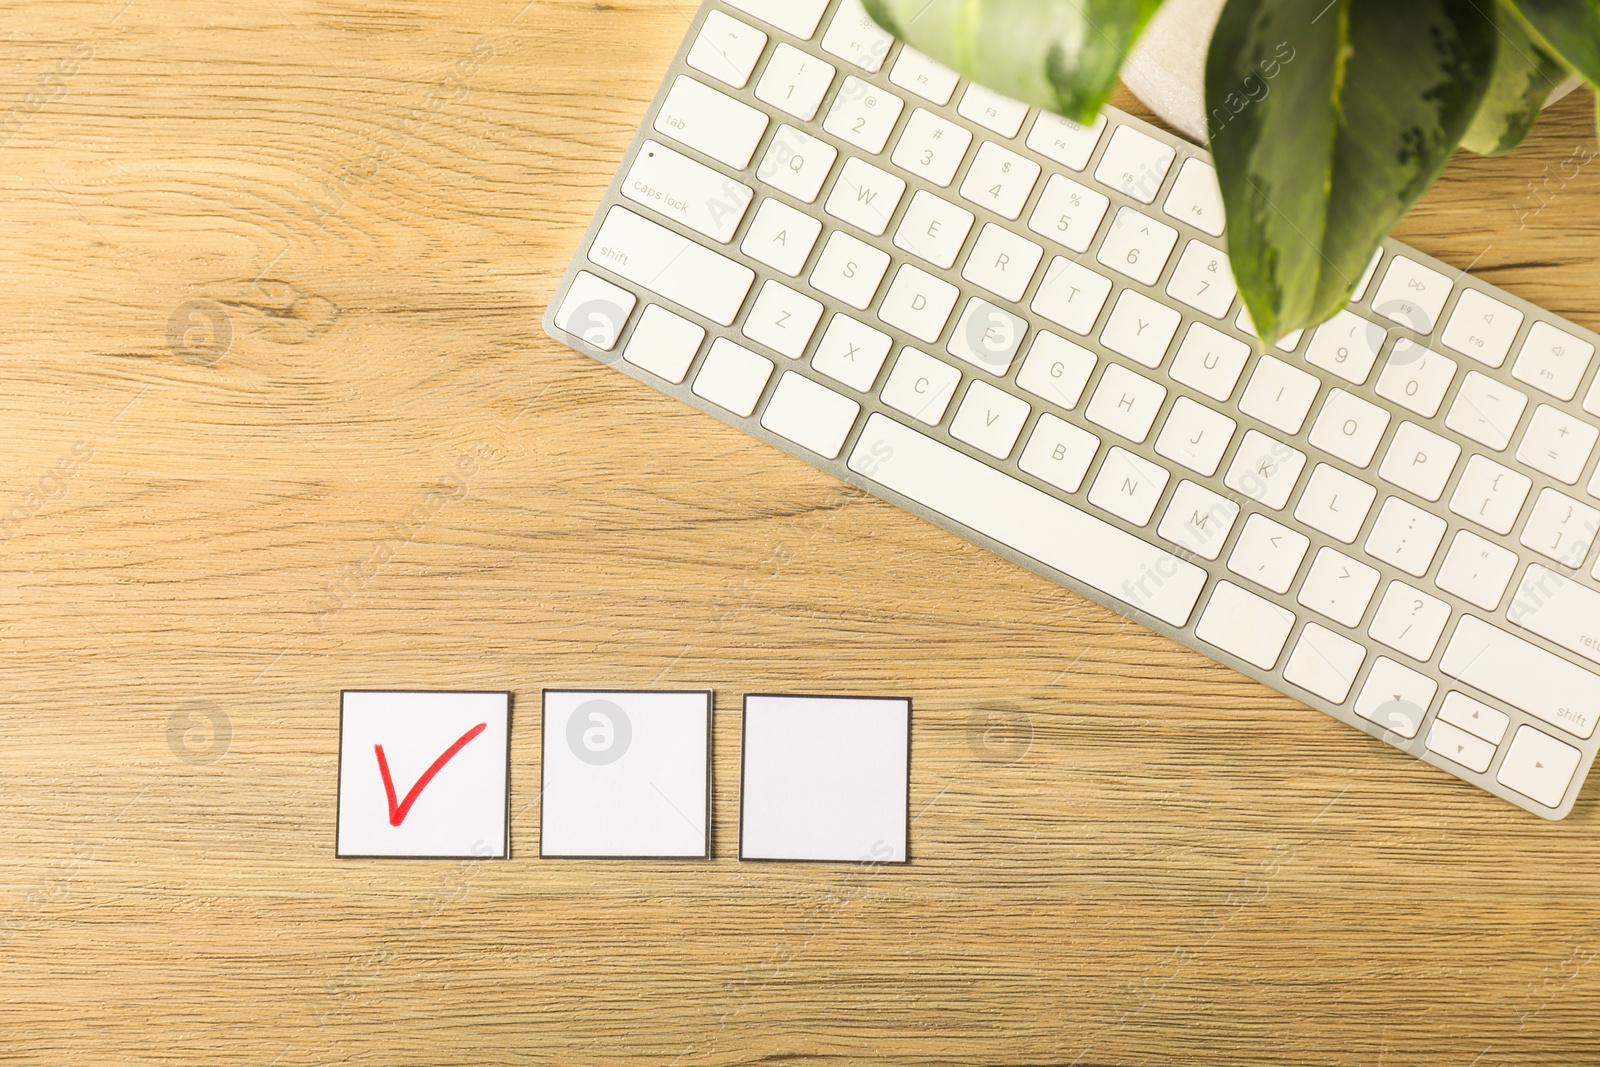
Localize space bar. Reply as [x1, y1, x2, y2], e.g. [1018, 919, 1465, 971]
[846, 414, 1207, 627]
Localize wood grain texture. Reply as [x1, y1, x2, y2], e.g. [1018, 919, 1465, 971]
[3, 1, 1600, 1063]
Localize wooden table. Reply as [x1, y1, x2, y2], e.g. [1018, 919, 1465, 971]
[5, 1, 1600, 1062]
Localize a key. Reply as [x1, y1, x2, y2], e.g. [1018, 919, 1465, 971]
[1438, 692, 1509, 744]
[1519, 488, 1600, 565]
[890, 108, 973, 187]
[1154, 398, 1235, 477]
[1354, 657, 1437, 738]
[1508, 563, 1600, 668]
[1227, 514, 1310, 595]
[957, 83, 1029, 137]
[893, 190, 974, 269]
[1284, 623, 1367, 703]
[692, 337, 773, 417]
[1440, 288, 1523, 367]
[1099, 290, 1181, 370]
[1096, 207, 1178, 286]
[1085, 363, 1167, 444]
[960, 224, 1043, 302]
[809, 230, 890, 309]
[1368, 581, 1452, 661]
[1371, 254, 1453, 334]
[623, 141, 753, 242]
[741, 280, 822, 358]
[1435, 530, 1519, 611]
[1293, 463, 1376, 543]
[687, 11, 768, 89]
[847, 415, 1207, 626]
[1157, 480, 1239, 561]
[1298, 547, 1380, 628]
[1160, 158, 1225, 237]
[760, 372, 860, 459]
[587, 206, 754, 326]
[1378, 421, 1460, 502]
[654, 75, 769, 169]
[947, 298, 1027, 374]
[1027, 174, 1110, 254]
[1168, 322, 1250, 402]
[1016, 332, 1096, 410]
[959, 141, 1041, 220]
[1030, 257, 1112, 336]
[622, 304, 704, 384]
[1512, 321, 1595, 401]
[1497, 726, 1582, 808]
[1374, 338, 1457, 417]
[741, 198, 822, 276]
[756, 124, 837, 201]
[888, 46, 958, 105]
[1088, 447, 1170, 526]
[1018, 414, 1100, 493]
[1194, 582, 1295, 669]
[825, 156, 906, 236]
[723, 0, 829, 38]
[554, 271, 637, 351]
[811, 313, 892, 392]
[1165, 240, 1236, 319]
[822, 77, 904, 153]
[1425, 719, 1497, 774]
[1304, 309, 1387, 385]
[949, 380, 1030, 459]
[754, 43, 836, 121]
[1238, 355, 1320, 435]
[1447, 371, 1529, 451]
[879, 347, 960, 424]
[1025, 111, 1106, 171]
[1307, 389, 1391, 468]
[1516, 404, 1598, 484]
[878, 264, 959, 344]
[1224, 429, 1307, 510]
[1094, 125, 1176, 204]
[819, 0, 895, 73]
[1442, 616, 1600, 739]
[1364, 497, 1447, 577]
[1448, 455, 1532, 535]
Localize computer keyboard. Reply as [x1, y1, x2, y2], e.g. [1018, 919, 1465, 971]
[544, 0, 1600, 818]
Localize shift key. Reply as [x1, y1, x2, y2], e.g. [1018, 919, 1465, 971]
[588, 206, 755, 326]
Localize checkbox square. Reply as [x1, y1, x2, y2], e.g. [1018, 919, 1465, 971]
[336, 691, 510, 859]
[540, 689, 711, 858]
[740, 694, 910, 863]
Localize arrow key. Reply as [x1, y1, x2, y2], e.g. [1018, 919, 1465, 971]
[1497, 725, 1582, 809]
[1438, 691, 1510, 744]
[1425, 718, 1496, 773]
[1354, 657, 1438, 739]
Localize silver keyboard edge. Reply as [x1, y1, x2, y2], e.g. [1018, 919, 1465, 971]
[542, 0, 1600, 819]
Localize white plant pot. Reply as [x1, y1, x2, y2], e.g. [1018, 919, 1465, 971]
[1122, 0, 1586, 147]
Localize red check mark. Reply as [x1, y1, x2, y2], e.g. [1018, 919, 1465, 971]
[373, 722, 487, 827]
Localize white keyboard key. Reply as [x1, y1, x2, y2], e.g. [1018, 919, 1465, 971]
[878, 264, 959, 343]
[811, 314, 892, 392]
[741, 197, 822, 276]
[1238, 355, 1320, 435]
[688, 11, 768, 88]
[1517, 404, 1598, 484]
[1446, 616, 1600, 739]
[848, 414, 1207, 626]
[888, 46, 958, 105]
[1441, 288, 1523, 367]
[1513, 321, 1595, 401]
[961, 224, 1043, 302]
[1154, 398, 1235, 477]
[1089, 447, 1169, 526]
[1168, 322, 1250, 402]
[1304, 309, 1387, 385]
[960, 141, 1041, 220]
[1294, 463, 1376, 543]
[742, 280, 823, 358]
[823, 77, 904, 152]
[1157, 480, 1238, 561]
[1225, 429, 1306, 510]
[1085, 363, 1167, 444]
[820, 0, 895, 72]
[1350, 250, 1383, 304]
[1284, 623, 1367, 703]
[1195, 582, 1295, 669]
[692, 337, 773, 416]
[1016, 332, 1096, 410]
[1448, 371, 1530, 452]
[1439, 691, 1509, 744]
[554, 271, 637, 351]
[1099, 290, 1181, 369]
[1019, 414, 1100, 493]
[879, 346, 960, 423]
[1161, 157, 1225, 237]
[1371, 254, 1453, 334]
[1298, 547, 1380, 628]
[893, 190, 974, 269]
[1375, 338, 1456, 417]
[623, 304, 704, 383]
[1096, 207, 1178, 286]
[723, 0, 828, 38]
[1368, 581, 1451, 661]
[1510, 563, 1600, 667]
[1094, 125, 1176, 204]
[1426, 719, 1496, 774]
[1027, 174, 1110, 253]
[761, 372, 860, 458]
[1448, 455, 1531, 535]
[1235, 305, 1304, 352]
[1436, 530, 1519, 611]
[950, 379, 1030, 459]
[1497, 725, 1581, 808]
[948, 298, 1026, 374]
[1026, 111, 1106, 171]
[957, 83, 1028, 137]
[756, 124, 837, 201]
[809, 230, 890, 309]
[655, 75, 769, 169]
[890, 108, 972, 187]
[1521, 488, 1600, 564]
[1031, 256, 1113, 336]
[588, 206, 755, 326]
[1308, 389, 1391, 467]
[1364, 497, 1447, 577]
[1378, 421, 1460, 502]
[1165, 240, 1236, 319]
[1354, 657, 1436, 738]
[825, 156, 906, 236]
[1227, 513, 1310, 595]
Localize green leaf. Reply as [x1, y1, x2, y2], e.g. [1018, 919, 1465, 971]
[1510, 0, 1600, 86]
[1207, 0, 1496, 344]
[861, 0, 1165, 124]
[1463, 3, 1569, 154]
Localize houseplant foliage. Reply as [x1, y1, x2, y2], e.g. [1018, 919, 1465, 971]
[862, 0, 1600, 345]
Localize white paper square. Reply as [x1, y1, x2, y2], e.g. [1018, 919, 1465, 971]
[740, 694, 910, 863]
[336, 691, 510, 859]
[540, 690, 711, 858]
